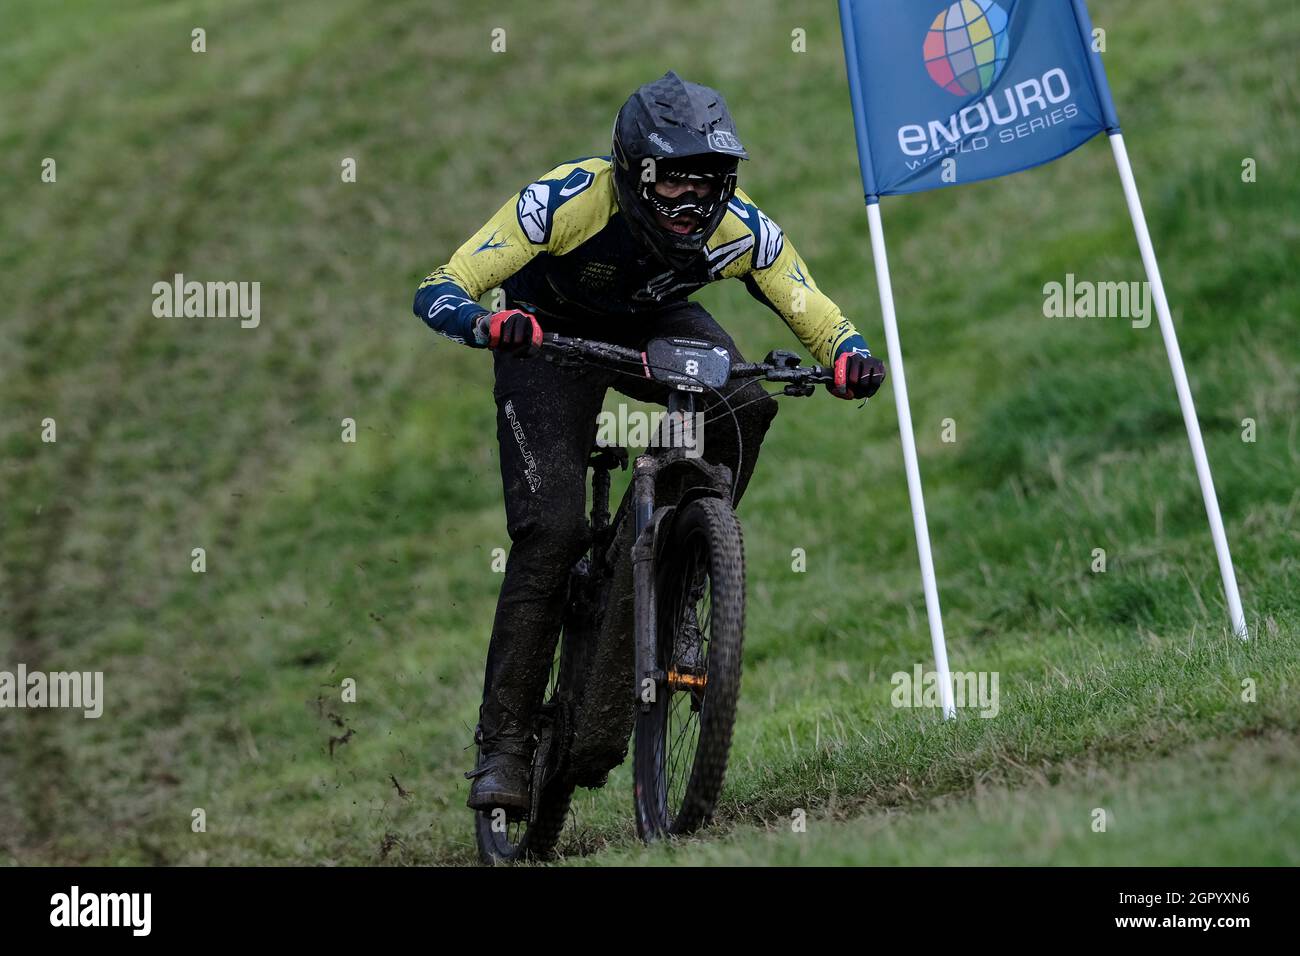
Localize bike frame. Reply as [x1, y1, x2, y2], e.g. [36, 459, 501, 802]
[543, 336, 830, 725]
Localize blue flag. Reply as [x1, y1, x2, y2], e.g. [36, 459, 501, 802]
[838, 0, 1120, 199]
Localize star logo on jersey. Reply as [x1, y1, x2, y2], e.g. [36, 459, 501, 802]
[517, 183, 551, 243]
[473, 229, 509, 255]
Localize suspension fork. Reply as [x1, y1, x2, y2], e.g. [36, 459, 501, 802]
[632, 455, 660, 714]
[631, 390, 705, 713]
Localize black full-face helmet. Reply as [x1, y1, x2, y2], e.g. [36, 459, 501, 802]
[612, 71, 749, 270]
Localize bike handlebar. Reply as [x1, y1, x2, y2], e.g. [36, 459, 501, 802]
[541, 333, 642, 366]
[540, 333, 835, 391]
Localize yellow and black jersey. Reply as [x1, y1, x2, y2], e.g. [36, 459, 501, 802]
[414, 156, 871, 366]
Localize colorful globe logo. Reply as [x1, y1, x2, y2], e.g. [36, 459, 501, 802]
[923, 0, 1011, 97]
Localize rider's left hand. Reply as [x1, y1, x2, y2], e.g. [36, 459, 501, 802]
[832, 350, 887, 400]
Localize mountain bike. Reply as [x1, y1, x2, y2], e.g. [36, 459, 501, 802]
[474, 332, 834, 863]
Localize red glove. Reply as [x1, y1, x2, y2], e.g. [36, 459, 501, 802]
[832, 350, 887, 400]
[484, 309, 542, 356]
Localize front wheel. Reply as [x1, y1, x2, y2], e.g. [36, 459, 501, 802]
[633, 496, 745, 840]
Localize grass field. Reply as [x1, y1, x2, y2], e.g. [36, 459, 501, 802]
[0, 0, 1296, 866]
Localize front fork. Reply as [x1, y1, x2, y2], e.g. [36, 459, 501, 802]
[632, 455, 663, 715]
[632, 390, 737, 715]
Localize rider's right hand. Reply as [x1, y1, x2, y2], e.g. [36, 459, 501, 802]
[481, 309, 543, 357]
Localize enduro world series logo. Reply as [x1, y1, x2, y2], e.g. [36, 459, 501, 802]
[924, 0, 1010, 95]
[900, 0, 1080, 165]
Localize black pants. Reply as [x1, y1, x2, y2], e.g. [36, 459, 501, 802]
[479, 301, 778, 756]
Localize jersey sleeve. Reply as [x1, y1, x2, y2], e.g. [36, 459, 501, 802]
[412, 158, 613, 346]
[723, 189, 872, 367]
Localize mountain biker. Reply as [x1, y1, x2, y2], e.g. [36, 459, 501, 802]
[412, 71, 887, 813]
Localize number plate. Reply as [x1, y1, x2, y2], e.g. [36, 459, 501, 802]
[644, 338, 731, 392]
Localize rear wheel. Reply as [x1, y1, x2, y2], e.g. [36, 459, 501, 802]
[472, 715, 574, 864]
[474, 595, 590, 864]
[633, 496, 745, 840]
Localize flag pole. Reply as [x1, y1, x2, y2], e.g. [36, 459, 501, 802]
[1107, 133, 1248, 639]
[839, 0, 955, 716]
[866, 199, 956, 717]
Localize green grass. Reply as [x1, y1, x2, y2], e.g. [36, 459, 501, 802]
[568, 730, 1300, 867]
[0, 0, 1296, 866]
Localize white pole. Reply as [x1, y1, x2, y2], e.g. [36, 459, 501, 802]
[866, 201, 956, 717]
[1108, 132, 1248, 640]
